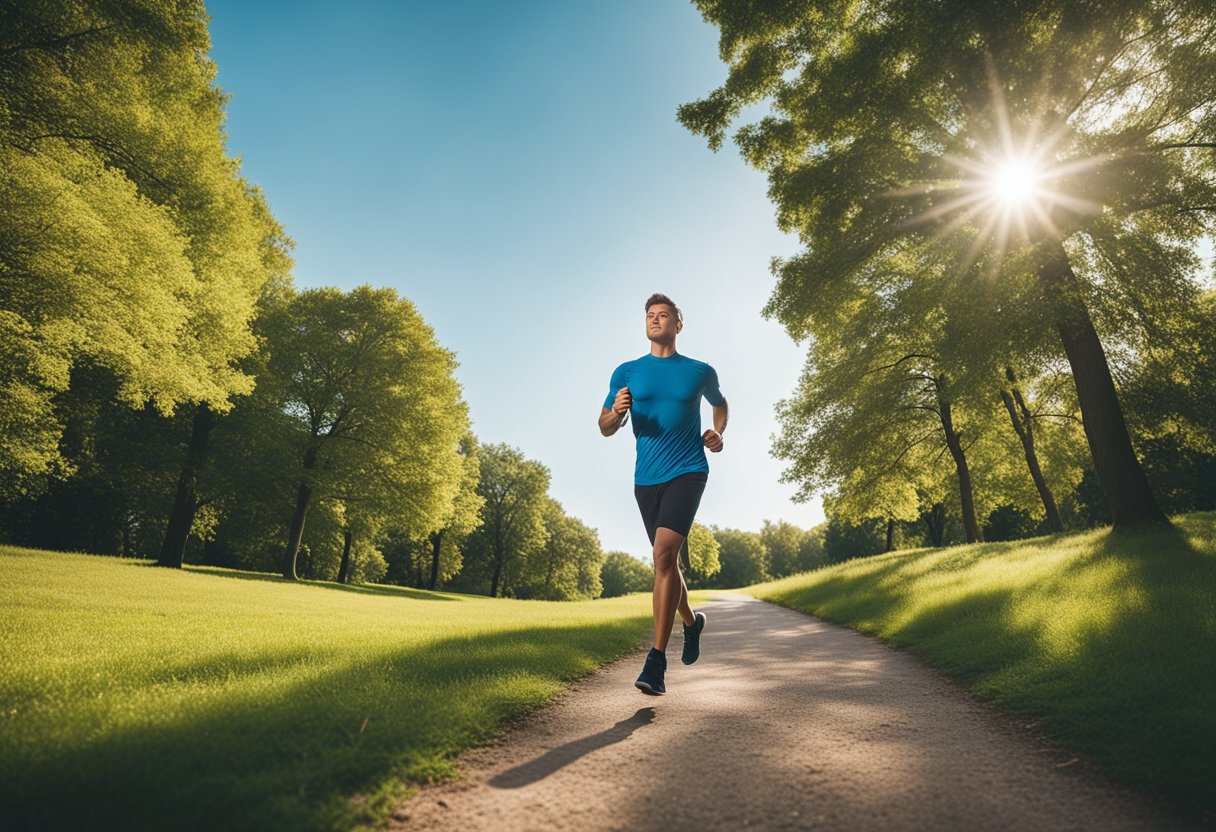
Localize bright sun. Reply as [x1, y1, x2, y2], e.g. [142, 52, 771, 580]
[992, 159, 1038, 205]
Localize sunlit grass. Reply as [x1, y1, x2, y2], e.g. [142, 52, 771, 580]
[0, 547, 652, 831]
[749, 512, 1216, 816]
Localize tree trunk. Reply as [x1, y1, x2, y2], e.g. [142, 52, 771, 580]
[1000, 371, 1064, 533]
[922, 502, 946, 547]
[282, 447, 317, 580]
[936, 377, 983, 543]
[336, 528, 353, 584]
[158, 404, 214, 568]
[428, 529, 444, 589]
[1038, 243, 1167, 529]
[884, 518, 896, 552]
[490, 560, 502, 598]
[282, 480, 313, 579]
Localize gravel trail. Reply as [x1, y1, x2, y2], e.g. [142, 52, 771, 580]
[391, 594, 1193, 831]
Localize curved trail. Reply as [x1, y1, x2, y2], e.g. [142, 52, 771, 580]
[392, 595, 1191, 831]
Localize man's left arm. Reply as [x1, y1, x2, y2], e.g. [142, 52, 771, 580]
[702, 365, 727, 453]
[704, 401, 727, 453]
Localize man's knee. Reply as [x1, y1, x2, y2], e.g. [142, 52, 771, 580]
[652, 544, 680, 573]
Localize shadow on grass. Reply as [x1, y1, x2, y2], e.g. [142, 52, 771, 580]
[127, 559, 463, 602]
[757, 513, 1216, 818]
[1, 617, 651, 832]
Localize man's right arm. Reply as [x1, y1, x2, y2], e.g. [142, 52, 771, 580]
[599, 386, 632, 437]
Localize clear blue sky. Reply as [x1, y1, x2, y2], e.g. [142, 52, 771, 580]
[207, 0, 824, 557]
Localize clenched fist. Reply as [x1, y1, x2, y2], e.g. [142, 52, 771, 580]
[613, 386, 632, 416]
[703, 429, 723, 453]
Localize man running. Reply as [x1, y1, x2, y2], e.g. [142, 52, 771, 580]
[599, 293, 728, 695]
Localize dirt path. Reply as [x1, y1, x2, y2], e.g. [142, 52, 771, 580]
[391, 594, 1192, 831]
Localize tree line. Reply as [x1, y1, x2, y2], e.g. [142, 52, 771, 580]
[0, 1, 621, 601]
[680, 0, 1216, 542]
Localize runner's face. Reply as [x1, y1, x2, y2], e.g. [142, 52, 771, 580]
[645, 304, 680, 343]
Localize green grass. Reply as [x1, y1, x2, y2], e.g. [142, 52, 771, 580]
[0, 547, 652, 831]
[749, 511, 1216, 816]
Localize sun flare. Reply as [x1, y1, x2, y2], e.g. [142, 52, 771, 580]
[992, 159, 1038, 206]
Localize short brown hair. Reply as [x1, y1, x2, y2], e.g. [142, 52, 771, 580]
[645, 293, 682, 323]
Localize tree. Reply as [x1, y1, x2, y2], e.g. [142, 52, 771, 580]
[822, 513, 888, 564]
[771, 287, 989, 543]
[999, 366, 1063, 532]
[157, 190, 294, 568]
[761, 520, 824, 578]
[515, 498, 605, 601]
[682, 0, 1216, 530]
[600, 551, 653, 598]
[422, 434, 484, 589]
[799, 524, 827, 570]
[685, 521, 721, 582]
[263, 286, 468, 580]
[1120, 289, 1216, 513]
[2, 2, 280, 503]
[460, 443, 550, 597]
[709, 528, 769, 588]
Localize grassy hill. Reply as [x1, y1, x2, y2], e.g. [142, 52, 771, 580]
[0, 547, 651, 831]
[749, 511, 1216, 817]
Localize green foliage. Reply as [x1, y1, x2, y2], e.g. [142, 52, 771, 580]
[750, 512, 1216, 815]
[514, 498, 605, 601]
[1, 2, 286, 490]
[600, 551, 653, 597]
[821, 514, 887, 563]
[760, 519, 825, 577]
[0, 545, 652, 830]
[705, 527, 769, 588]
[683, 0, 1216, 531]
[458, 443, 550, 597]
[409, 433, 487, 586]
[260, 285, 469, 577]
[1121, 290, 1216, 513]
[686, 521, 721, 579]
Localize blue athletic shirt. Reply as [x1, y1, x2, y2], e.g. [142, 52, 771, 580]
[603, 353, 726, 486]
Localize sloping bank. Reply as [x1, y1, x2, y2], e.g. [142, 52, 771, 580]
[747, 512, 1215, 818]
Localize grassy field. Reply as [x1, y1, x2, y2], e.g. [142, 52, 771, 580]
[0, 547, 652, 831]
[749, 511, 1216, 817]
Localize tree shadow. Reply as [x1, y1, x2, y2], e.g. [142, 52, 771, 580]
[126, 559, 462, 601]
[2, 617, 650, 831]
[489, 707, 656, 789]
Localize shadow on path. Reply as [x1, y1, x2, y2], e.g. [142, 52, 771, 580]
[490, 707, 656, 789]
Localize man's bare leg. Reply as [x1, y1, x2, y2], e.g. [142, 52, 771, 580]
[652, 527, 696, 652]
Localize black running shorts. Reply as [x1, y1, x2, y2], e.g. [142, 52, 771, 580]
[634, 472, 708, 543]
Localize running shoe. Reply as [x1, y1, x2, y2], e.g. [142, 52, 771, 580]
[681, 611, 706, 665]
[634, 647, 667, 695]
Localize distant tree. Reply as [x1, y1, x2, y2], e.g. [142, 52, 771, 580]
[420, 434, 484, 589]
[822, 511, 888, 564]
[999, 367, 1063, 532]
[798, 524, 827, 571]
[685, 522, 721, 582]
[515, 498, 604, 601]
[709, 528, 769, 589]
[600, 551, 654, 598]
[460, 443, 550, 597]
[682, 0, 1216, 530]
[261, 286, 468, 580]
[983, 504, 1043, 542]
[760, 520, 809, 578]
